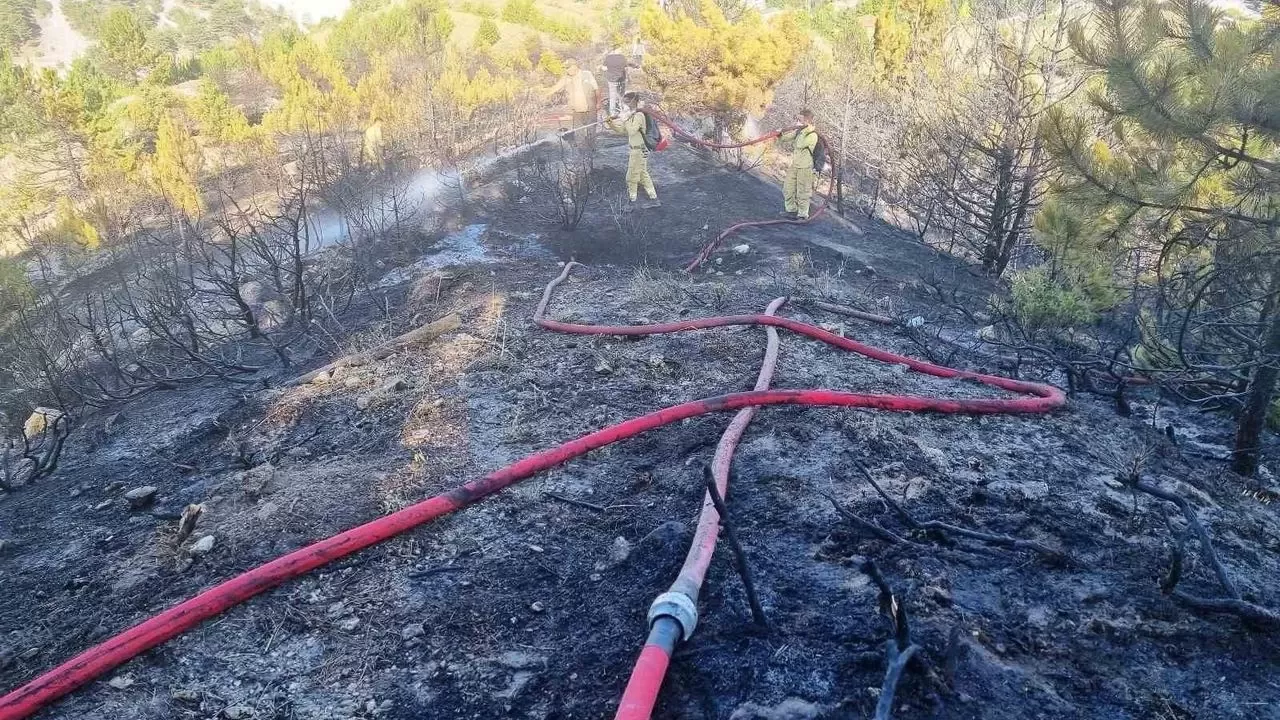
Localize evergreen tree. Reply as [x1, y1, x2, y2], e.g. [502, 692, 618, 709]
[640, 0, 803, 132]
[1046, 0, 1280, 475]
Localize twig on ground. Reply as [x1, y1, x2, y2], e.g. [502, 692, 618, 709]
[284, 313, 461, 386]
[860, 560, 921, 720]
[875, 641, 921, 720]
[1131, 477, 1239, 598]
[852, 461, 1073, 564]
[1132, 475, 1280, 630]
[704, 466, 770, 632]
[801, 299, 895, 326]
[822, 492, 914, 545]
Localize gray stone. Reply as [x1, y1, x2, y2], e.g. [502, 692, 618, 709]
[608, 536, 633, 566]
[223, 706, 255, 719]
[189, 535, 216, 556]
[381, 376, 410, 393]
[124, 486, 158, 509]
[401, 623, 425, 641]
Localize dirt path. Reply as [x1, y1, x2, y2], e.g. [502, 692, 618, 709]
[1, 139, 1278, 720]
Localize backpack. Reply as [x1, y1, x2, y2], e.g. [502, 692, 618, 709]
[638, 109, 668, 152]
[811, 132, 828, 173]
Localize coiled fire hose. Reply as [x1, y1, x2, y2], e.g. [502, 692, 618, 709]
[0, 222, 1064, 720]
[532, 262, 1064, 718]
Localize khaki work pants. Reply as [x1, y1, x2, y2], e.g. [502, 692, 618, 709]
[783, 164, 815, 218]
[627, 148, 657, 202]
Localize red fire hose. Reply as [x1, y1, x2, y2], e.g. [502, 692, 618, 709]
[615, 294, 785, 720]
[0, 272, 1065, 716]
[531, 262, 1064, 718]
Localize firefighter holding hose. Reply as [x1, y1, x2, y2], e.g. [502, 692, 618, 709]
[544, 57, 600, 142]
[605, 92, 660, 210]
[779, 109, 820, 220]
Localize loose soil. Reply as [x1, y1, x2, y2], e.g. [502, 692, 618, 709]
[1, 136, 1278, 720]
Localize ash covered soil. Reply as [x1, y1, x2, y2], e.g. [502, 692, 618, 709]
[2, 138, 1279, 720]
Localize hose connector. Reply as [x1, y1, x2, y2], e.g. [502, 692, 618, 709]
[647, 592, 698, 642]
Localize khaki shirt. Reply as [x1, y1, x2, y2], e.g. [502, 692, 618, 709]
[782, 125, 818, 167]
[608, 111, 648, 149]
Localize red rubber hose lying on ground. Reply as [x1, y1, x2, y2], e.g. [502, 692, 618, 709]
[0, 266, 1064, 720]
[616, 295, 785, 720]
[640, 109, 837, 270]
[532, 263, 1064, 718]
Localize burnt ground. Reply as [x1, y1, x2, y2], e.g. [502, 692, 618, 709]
[2, 136, 1280, 720]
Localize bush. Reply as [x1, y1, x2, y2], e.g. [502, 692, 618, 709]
[476, 18, 501, 48]
[502, 0, 537, 24]
[1008, 268, 1098, 331]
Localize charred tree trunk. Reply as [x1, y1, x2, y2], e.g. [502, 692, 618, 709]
[1232, 270, 1280, 477]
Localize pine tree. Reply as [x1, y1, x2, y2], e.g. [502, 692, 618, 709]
[640, 0, 803, 132]
[1045, 0, 1280, 475]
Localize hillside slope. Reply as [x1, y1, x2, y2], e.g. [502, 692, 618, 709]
[1, 134, 1278, 720]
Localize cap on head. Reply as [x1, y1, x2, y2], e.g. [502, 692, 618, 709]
[623, 91, 640, 106]
[799, 109, 814, 122]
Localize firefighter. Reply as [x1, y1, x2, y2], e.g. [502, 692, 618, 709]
[605, 92, 659, 210]
[780, 109, 818, 220]
[544, 57, 599, 140]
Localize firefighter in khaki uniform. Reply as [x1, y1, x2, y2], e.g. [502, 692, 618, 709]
[605, 92, 660, 210]
[779, 109, 819, 220]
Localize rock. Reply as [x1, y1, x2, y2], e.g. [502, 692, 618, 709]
[906, 316, 925, 328]
[256, 502, 279, 520]
[107, 675, 134, 690]
[94, 500, 113, 511]
[529, 601, 545, 613]
[608, 536, 633, 567]
[593, 360, 613, 375]
[223, 706, 254, 719]
[381, 376, 410, 393]
[23, 408, 64, 440]
[175, 556, 194, 573]
[732, 244, 750, 254]
[285, 446, 311, 459]
[0, 539, 9, 554]
[977, 325, 1000, 342]
[311, 369, 334, 386]
[356, 396, 373, 411]
[729, 698, 825, 719]
[124, 486, 158, 510]
[171, 688, 200, 703]
[189, 535, 216, 556]
[646, 354, 665, 368]
[401, 623, 425, 641]
[636, 521, 689, 560]
[338, 616, 361, 632]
